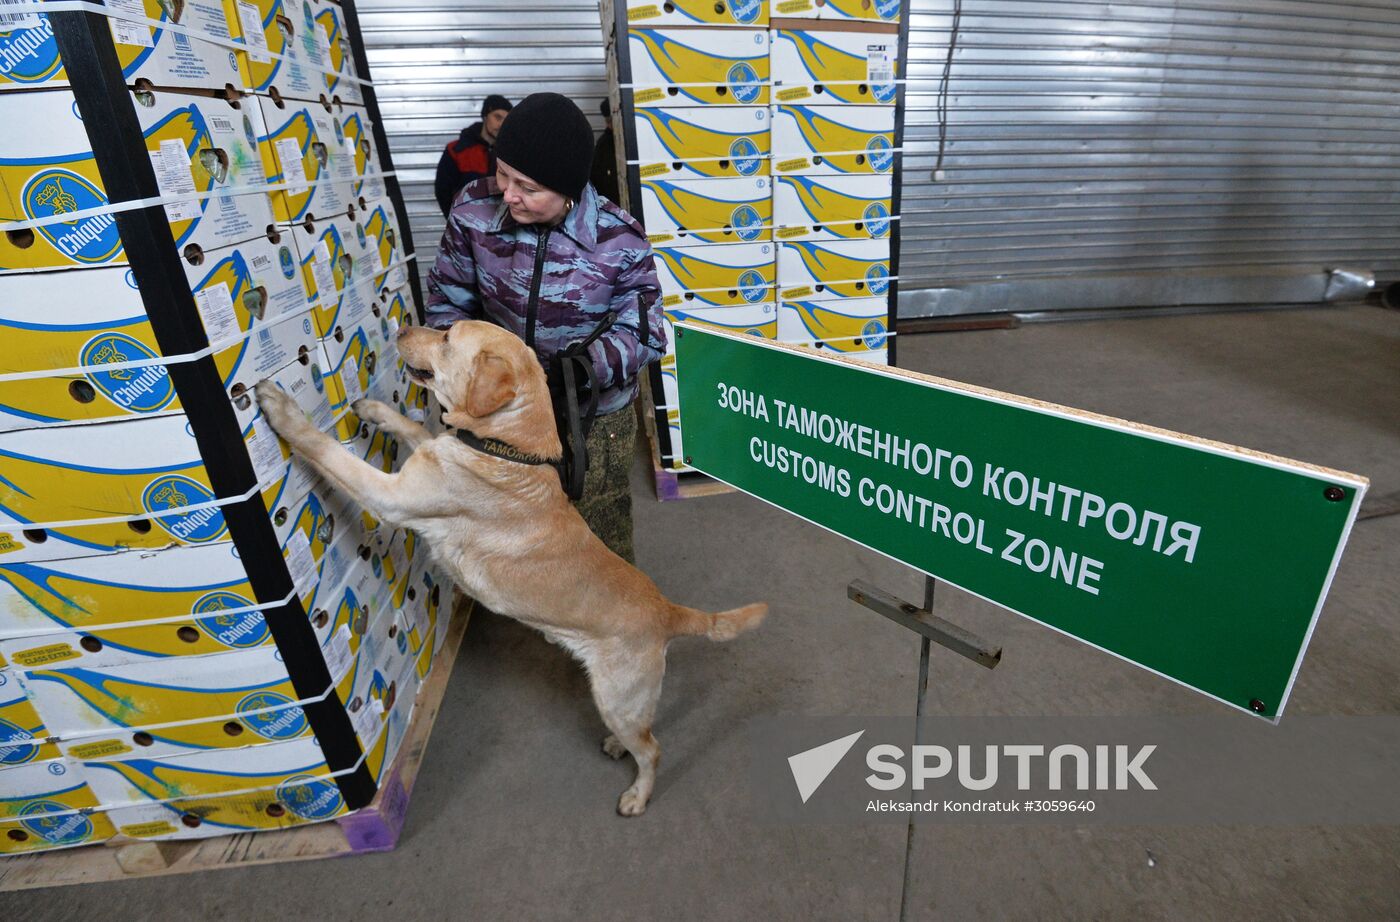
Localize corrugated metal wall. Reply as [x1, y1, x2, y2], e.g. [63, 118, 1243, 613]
[355, 0, 611, 270]
[898, 0, 1400, 314]
[357, 0, 1400, 313]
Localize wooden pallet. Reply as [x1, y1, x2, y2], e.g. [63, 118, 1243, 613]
[638, 377, 735, 503]
[0, 598, 475, 892]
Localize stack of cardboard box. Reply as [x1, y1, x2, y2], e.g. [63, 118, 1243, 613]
[602, 0, 900, 471]
[0, 0, 451, 855]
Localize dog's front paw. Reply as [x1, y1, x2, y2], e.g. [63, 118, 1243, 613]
[617, 787, 649, 817]
[255, 380, 306, 437]
[351, 398, 398, 428]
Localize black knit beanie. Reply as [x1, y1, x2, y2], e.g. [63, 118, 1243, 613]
[493, 93, 595, 201]
[480, 94, 512, 120]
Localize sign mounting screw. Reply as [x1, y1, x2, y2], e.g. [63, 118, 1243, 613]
[1323, 486, 1345, 502]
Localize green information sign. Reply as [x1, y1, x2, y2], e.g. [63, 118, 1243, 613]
[673, 324, 1368, 720]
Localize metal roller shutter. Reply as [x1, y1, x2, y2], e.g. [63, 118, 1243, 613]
[354, 0, 611, 270]
[899, 0, 1400, 315]
[356, 0, 1399, 316]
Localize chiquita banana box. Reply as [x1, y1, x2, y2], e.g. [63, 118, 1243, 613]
[250, 94, 356, 223]
[319, 309, 390, 417]
[15, 644, 311, 751]
[100, 774, 343, 841]
[365, 642, 421, 783]
[777, 237, 890, 300]
[628, 29, 770, 107]
[771, 104, 895, 175]
[615, 0, 768, 28]
[0, 234, 306, 383]
[339, 106, 386, 202]
[315, 2, 364, 106]
[0, 1, 244, 93]
[0, 88, 276, 273]
[654, 241, 775, 308]
[225, 0, 332, 100]
[361, 199, 410, 293]
[0, 757, 115, 854]
[771, 0, 900, 23]
[0, 541, 257, 640]
[290, 209, 378, 333]
[638, 176, 771, 245]
[770, 29, 898, 105]
[0, 303, 317, 432]
[777, 297, 890, 360]
[1, 670, 63, 764]
[0, 353, 329, 566]
[81, 737, 351, 837]
[633, 106, 770, 180]
[773, 173, 893, 241]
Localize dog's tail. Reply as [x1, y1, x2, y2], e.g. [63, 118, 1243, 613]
[667, 602, 768, 642]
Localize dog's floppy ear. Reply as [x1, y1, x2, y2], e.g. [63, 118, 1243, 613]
[463, 348, 517, 418]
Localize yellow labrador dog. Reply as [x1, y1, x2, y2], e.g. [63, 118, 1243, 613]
[255, 320, 766, 815]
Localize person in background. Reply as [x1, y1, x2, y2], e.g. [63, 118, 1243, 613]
[590, 98, 620, 205]
[434, 95, 512, 216]
[424, 93, 666, 563]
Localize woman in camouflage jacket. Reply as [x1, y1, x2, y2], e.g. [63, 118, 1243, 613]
[424, 93, 667, 563]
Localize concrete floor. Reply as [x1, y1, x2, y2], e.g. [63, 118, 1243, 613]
[10, 303, 1400, 920]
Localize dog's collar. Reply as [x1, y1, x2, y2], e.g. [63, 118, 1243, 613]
[453, 428, 562, 468]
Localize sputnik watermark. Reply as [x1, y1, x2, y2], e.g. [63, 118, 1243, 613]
[752, 716, 1400, 825]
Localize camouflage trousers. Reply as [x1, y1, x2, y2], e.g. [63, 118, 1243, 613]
[573, 403, 638, 564]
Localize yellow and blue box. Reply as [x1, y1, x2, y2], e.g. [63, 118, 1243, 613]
[314, 1, 364, 106]
[777, 296, 889, 362]
[289, 207, 376, 332]
[0, 669, 63, 764]
[0, 757, 115, 854]
[770, 29, 898, 106]
[80, 736, 353, 840]
[339, 104, 386, 203]
[628, 29, 769, 107]
[777, 237, 890, 300]
[612, 0, 768, 28]
[224, 0, 334, 101]
[0, 87, 275, 273]
[633, 106, 769, 180]
[771, 104, 895, 175]
[659, 302, 776, 467]
[771, 0, 899, 23]
[250, 93, 355, 224]
[773, 173, 893, 241]
[654, 241, 775, 308]
[0, 2, 243, 93]
[638, 176, 771, 245]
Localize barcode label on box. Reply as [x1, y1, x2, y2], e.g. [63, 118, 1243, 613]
[275, 137, 308, 189]
[351, 694, 384, 743]
[286, 529, 317, 591]
[342, 355, 363, 404]
[325, 624, 353, 677]
[193, 281, 240, 344]
[311, 240, 337, 298]
[150, 139, 201, 223]
[0, 1, 41, 30]
[236, 1, 271, 62]
[867, 44, 893, 85]
[248, 417, 285, 482]
[107, 0, 153, 47]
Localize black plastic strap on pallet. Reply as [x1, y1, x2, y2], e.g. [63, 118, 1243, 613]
[48, 9, 377, 810]
[337, 0, 425, 325]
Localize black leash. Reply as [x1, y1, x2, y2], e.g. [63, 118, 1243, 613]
[552, 311, 616, 501]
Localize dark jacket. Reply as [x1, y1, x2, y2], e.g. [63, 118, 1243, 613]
[434, 123, 496, 216]
[590, 128, 620, 205]
[425, 179, 666, 416]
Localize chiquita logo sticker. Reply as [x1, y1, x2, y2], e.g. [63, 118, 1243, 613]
[0, 718, 39, 765]
[730, 137, 762, 176]
[193, 591, 269, 648]
[732, 204, 763, 241]
[0, 15, 61, 84]
[79, 333, 176, 413]
[279, 245, 297, 279]
[22, 170, 122, 264]
[19, 800, 93, 845]
[142, 475, 229, 543]
[276, 773, 345, 820]
[863, 202, 891, 237]
[730, 0, 761, 23]
[862, 319, 888, 349]
[236, 692, 309, 740]
[866, 263, 890, 294]
[867, 135, 893, 173]
[728, 62, 762, 104]
[739, 269, 767, 303]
